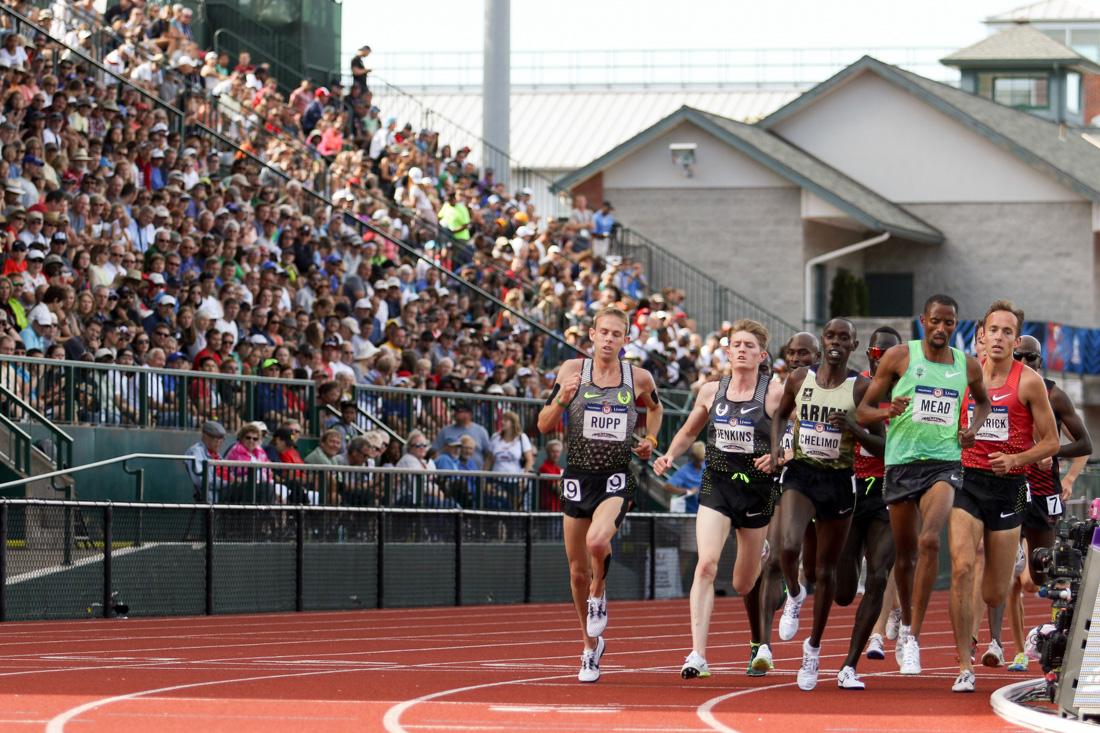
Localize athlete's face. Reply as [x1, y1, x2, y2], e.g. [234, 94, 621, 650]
[725, 330, 766, 371]
[982, 310, 1020, 361]
[821, 320, 857, 366]
[920, 303, 957, 348]
[867, 333, 901, 376]
[589, 315, 628, 360]
[1014, 335, 1043, 370]
[785, 333, 819, 369]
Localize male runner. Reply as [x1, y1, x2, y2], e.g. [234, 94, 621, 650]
[771, 319, 868, 691]
[856, 294, 990, 676]
[948, 300, 1059, 692]
[654, 320, 784, 679]
[751, 331, 820, 675]
[835, 326, 902, 689]
[537, 307, 664, 683]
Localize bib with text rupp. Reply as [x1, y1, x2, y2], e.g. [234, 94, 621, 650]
[582, 403, 629, 441]
[969, 404, 1009, 442]
[715, 416, 755, 454]
[797, 420, 841, 460]
[913, 385, 959, 426]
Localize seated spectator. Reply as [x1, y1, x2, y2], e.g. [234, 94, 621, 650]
[184, 420, 228, 502]
[223, 422, 283, 503]
[537, 438, 564, 512]
[431, 401, 490, 468]
[267, 424, 317, 505]
[395, 428, 453, 508]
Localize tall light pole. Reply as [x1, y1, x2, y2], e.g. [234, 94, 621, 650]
[482, 0, 510, 185]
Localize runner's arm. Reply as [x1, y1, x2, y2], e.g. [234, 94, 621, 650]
[633, 367, 664, 461]
[770, 368, 804, 467]
[1063, 454, 1089, 500]
[653, 382, 714, 475]
[959, 354, 991, 448]
[989, 370, 1058, 474]
[1050, 386, 1092, 459]
[536, 359, 580, 434]
[855, 344, 905, 426]
[847, 376, 885, 456]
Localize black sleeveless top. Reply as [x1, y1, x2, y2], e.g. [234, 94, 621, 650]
[704, 371, 773, 482]
[564, 358, 638, 473]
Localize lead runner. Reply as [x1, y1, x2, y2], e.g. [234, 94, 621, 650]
[537, 306, 664, 683]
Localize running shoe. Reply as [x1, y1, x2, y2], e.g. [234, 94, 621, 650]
[681, 651, 710, 679]
[578, 636, 605, 683]
[838, 665, 865, 690]
[749, 643, 774, 676]
[895, 625, 910, 666]
[952, 669, 976, 693]
[900, 636, 922, 675]
[982, 639, 1004, 668]
[1007, 652, 1029, 672]
[885, 608, 902, 640]
[779, 584, 807, 641]
[586, 593, 607, 637]
[866, 633, 886, 660]
[797, 638, 820, 691]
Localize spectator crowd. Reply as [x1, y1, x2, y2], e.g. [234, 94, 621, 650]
[0, 1, 776, 506]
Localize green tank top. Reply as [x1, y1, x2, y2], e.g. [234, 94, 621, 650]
[885, 340, 968, 466]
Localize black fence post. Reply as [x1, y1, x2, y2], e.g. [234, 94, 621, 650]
[63, 503, 72, 566]
[0, 502, 7, 622]
[376, 510, 385, 609]
[295, 507, 305, 613]
[454, 511, 463, 607]
[205, 505, 214, 615]
[103, 504, 113, 618]
[647, 515, 657, 601]
[524, 513, 533, 604]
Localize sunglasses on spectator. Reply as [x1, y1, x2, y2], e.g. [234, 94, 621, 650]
[1013, 351, 1041, 364]
[242, 435, 261, 442]
[410, 442, 429, 449]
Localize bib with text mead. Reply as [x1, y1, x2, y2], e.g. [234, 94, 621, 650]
[969, 404, 1009, 442]
[715, 417, 755, 454]
[913, 386, 959, 426]
[583, 403, 628, 441]
[798, 420, 841, 459]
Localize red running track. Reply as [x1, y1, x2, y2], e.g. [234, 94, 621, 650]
[0, 591, 1042, 732]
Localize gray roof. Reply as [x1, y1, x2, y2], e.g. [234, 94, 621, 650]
[986, 0, 1100, 23]
[760, 55, 1100, 201]
[553, 105, 944, 244]
[942, 24, 1099, 68]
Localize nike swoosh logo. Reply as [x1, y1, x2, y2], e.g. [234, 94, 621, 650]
[745, 511, 763, 517]
[838, 507, 853, 515]
[1000, 511, 1016, 518]
[944, 371, 961, 378]
[583, 391, 601, 399]
[992, 394, 1009, 402]
[740, 406, 758, 414]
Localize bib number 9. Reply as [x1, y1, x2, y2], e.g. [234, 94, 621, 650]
[562, 479, 581, 502]
[606, 473, 626, 493]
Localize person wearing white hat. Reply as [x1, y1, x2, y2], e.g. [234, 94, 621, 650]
[19, 308, 56, 351]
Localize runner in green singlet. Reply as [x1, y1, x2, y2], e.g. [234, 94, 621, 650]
[856, 294, 990, 677]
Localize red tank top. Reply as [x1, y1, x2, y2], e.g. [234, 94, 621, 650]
[853, 370, 888, 479]
[961, 360, 1033, 474]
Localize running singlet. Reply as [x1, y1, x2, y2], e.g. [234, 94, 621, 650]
[885, 340, 968, 466]
[565, 358, 638, 473]
[853, 369, 888, 479]
[791, 368, 857, 470]
[961, 359, 1033, 474]
[705, 371, 773, 481]
[1026, 378, 1061, 497]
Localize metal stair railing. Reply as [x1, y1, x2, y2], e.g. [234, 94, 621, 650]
[0, 384, 74, 476]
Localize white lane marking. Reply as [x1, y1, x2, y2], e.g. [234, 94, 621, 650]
[487, 705, 622, 713]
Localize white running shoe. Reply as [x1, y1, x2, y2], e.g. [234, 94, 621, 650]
[866, 633, 886, 660]
[681, 651, 710, 679]
[900, 636, 922, 675]
[779, 584, 807, 641]
[895, 625, 911, 666]
[885, 608, 902, 640]
[586, 593, 607, 637]
[952, 669, 976, 693]
[838, 665, 866, 690]
[751, 643, 774, 675]
[578, 636, 605, 683]
[797, 638, 821, 691]
[981, 639, 1004, 668]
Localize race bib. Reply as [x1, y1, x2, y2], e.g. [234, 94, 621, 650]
[582, 403, 628, 441]
[1047, 495, 1064, 516]
[562, 478, 581, 501]
[912, 385, 959, 426]
[715, 417, 755, 454]
[798, 420, 841, 460]
[969, 404, 1009, 442]
[781, 423, 794, 452]
[606, 473, 627, 493]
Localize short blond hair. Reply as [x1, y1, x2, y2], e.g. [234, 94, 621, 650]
[727, 319, 769, 351]
[593, 306, 630, 330]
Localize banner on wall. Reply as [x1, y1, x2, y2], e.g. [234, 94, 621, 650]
[912, 320, 1095, 374]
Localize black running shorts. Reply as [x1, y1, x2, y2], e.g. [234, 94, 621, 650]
[780, 460, 856, 521]
[561, 468, 634, 524]
[953, 469, 1028, 532]
[700, 469, 776, 529]
[883, 460, 963, 505]
[853, 476, 889, 523]
[1023, 492, 1064, 532]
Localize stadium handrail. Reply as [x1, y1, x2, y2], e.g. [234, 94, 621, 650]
[0, 383, 73, 473]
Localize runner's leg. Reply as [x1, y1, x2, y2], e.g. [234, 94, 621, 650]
[889, 499, 920, 628]
[753, 508, 785, 645]
[587, 497, 626, 599]
[689, 506, 733, 657]
[779, 489, 816, 596]
[948, 508, 983, 673]
[835, 517, 867, 607]
[809, 516, 852, 646]
[843, 518, 895, 669]
[564, 515, 597, 649]
[912, 481, 955, 639]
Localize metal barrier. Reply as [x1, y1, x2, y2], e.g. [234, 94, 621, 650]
[0, 383, 72, 473]
[0, 499, 703, 621]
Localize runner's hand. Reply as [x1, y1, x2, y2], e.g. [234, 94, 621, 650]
[886, 396, 911, 418]
[652, 455, 673, 475]
[988, 451, 1016, 476]
[1062, 474, 1076, 501]
[633, 439, 654, 461]
[958, 427, 977, 449]
[754, 453, 775, 473]
[827, 412, 847, 429]
[558, 372, 581, 404]
[1038, 455, 1053, 471]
